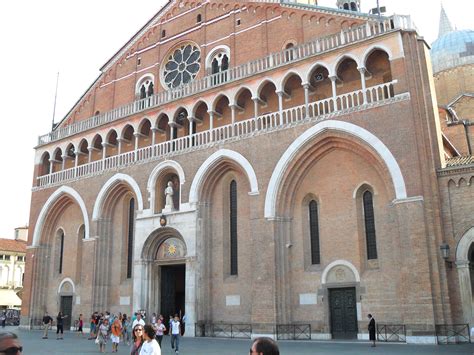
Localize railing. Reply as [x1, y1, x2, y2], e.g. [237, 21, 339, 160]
[37, 15, 414, 146]
[35, 81, 399, 189]
[376, 324, 406, 343]
[276, 324, 311, 340]
[195, 323, 252, 338]
[435, 324, 471, 345]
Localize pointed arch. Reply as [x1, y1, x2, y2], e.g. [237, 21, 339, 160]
[456, 227, 474, 262]
[264, 120, 407, 218]
[361, 44, 393, 67]
[32, 186, 90, 247]
[57, 277, 76, 294]
[189, 149, 259, 203]
[92, 173, 144, 220]
[147, 160, 186, 213]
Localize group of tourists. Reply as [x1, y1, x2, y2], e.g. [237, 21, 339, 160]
[87, 311, 182, 354]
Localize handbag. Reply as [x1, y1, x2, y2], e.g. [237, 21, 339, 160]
[95, 336, 100, 344]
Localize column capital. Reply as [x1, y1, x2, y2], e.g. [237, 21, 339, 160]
[456, 260, 470, 268]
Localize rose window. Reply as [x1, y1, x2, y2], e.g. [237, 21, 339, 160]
[163, 44, 201, 89]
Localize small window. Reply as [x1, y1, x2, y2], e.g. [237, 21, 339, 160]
[230, 180, 238, 276]
[161, 29, 166, 38]
[309, 200, 321, 265]
[4, 255, 10, 261]
[363, 191, 378, 260]
[137, 57, 141, 66]
[236, 19, 241, 26]
[197, 14, 202, 23]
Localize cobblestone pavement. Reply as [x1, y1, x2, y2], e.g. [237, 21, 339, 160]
[4, 327, 473, 354]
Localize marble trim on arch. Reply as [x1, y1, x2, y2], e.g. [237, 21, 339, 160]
[321, 259, 361, 284]
[189, 149, 259, 204]
[264, 120, 408, 219]
[456, 227, 474, 262]
[31, 186, 90, 248]
[147, 160, 186, 212]
[57, 277, 76, 294]
[92, 173, 144, 221]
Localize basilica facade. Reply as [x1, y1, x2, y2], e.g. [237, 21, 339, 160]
[22, 0, 474, 343]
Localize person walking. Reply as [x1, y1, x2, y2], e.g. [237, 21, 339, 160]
[77, 314, 84, 337]
[130, 324, 144, 355]
[170, 314, 180, 354]
[132, 313, 145, 330]
[139, 324, 161, 355]
[56, 312, 67, 340]
[97, 318, 110, 353]
[42, 312, 53, 339]
[154, 318, 166, 348]
[249, 337, 280, 355]
[368, 314, 376, 347]
[122, 314, 131, 346]
[111, 316, 122, 353]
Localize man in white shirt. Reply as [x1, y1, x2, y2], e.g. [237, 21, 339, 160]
[170, 314, 180, 354]
[132, 313, 145, 329]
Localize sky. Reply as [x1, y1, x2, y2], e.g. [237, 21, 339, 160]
[0, 0, 472, 239]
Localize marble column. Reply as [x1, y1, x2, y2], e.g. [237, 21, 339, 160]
[456, 260, 473, 324]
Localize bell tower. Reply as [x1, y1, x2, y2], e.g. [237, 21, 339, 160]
[337, 0, 361, 12]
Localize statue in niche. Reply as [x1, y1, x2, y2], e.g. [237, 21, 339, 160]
[164, 181, 175, 211]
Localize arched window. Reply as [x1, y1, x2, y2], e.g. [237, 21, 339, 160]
[363, 191, 377, 259]
[58, 231, 65, 274]
[206, 46, 230, 84]
[309, 200, 320, 265]
[136, 75, 155, 100]
[197, 14, 202, 23]
[127, 198, 135, 279]
[230, 180, 238, 276]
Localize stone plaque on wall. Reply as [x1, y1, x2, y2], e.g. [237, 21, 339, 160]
[226, 295, 241, 306]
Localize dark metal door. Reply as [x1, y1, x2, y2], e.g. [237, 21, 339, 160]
[60, 296, 73, 330]
[160, 264, 185, 319]
[329, 288, 357, 339]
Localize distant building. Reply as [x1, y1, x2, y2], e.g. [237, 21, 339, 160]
[0, 229, 27, 309]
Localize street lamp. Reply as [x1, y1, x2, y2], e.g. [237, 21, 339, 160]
[440, 242, 453, 268]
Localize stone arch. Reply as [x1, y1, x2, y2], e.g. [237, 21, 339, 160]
[147, 160, 186, 213]
[57, 277, 76, 294]
[189, 149, 259, 203]
[92, 173, 144, 220]
[305, 61, 334, 82]
[278, 70, 305, 92]
[333, 53, 361, 76]
[265, 120, 407, 218]
[455, 227, 474, 324]
[141, 227, 187, 261]
[456, 227, 474, 262]
[321, 259, 360, 284]
[32, 186, 90, 247]
[361, 44, 393, 66]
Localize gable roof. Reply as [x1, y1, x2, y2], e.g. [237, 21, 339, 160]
[56, 0, 380, 130]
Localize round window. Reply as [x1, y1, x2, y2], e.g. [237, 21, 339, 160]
[162, 43, 201, 89]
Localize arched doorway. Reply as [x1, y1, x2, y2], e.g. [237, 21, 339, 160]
[456, 227, 474, 325]
[141, 228, 188, 324]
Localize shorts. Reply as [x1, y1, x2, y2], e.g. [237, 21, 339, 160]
[111, 334, 120, 344]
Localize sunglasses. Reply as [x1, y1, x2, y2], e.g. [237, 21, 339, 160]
[134, 328, 143, 332]
[0, 346, 23, 354]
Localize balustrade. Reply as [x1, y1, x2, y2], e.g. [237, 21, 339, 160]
[35, 81, 400, 189]
[37, 15, 413, 146]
